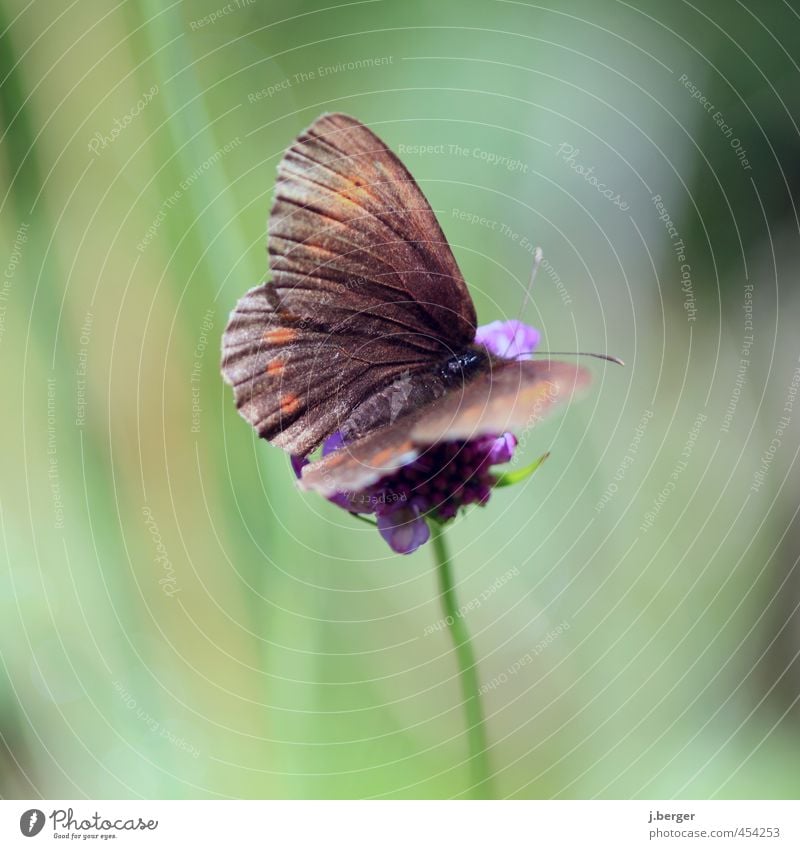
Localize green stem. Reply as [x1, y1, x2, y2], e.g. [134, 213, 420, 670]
[430, 522, 494, 799]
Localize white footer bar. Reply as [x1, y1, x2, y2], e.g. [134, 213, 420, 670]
[2, 800, 797, 847]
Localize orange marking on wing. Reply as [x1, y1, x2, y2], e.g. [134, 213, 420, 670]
[266, 358, 285, 376]
[280, 393, 301, 415]
[371, 443, 412, 467]
[263, 328, 296, 345]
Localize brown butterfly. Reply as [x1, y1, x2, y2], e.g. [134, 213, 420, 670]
[221, 113, 590, 498]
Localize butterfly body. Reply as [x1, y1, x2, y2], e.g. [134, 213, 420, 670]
[222, 113, 589, 498]
[438, 346, 491, 385]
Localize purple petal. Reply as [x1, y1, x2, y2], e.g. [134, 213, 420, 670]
[437, 502, 458, 521]
[322, 432, 345, 456]
[376, 505, 430, 554]
[338, 490, 378, 514]
[475, 319, 540, 360]
[488, 433, 517, 465]
[290, 454, 307, 479]
[290, 437, 371, 513]
[328, 491, 358, 511]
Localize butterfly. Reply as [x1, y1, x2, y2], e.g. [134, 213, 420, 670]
[221, 113, 589, 499]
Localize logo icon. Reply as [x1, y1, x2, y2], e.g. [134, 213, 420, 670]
[19, 809, 45, 837]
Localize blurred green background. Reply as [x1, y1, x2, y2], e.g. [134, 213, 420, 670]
[1, 0, 799, 799]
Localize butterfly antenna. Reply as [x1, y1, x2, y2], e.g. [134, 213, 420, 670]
[521, 246, 543, 317]
[525, 350, 625, 366]
[506, 247, 624, 366]
[519, 247, 544, 315]
[501, 247, 544, 359]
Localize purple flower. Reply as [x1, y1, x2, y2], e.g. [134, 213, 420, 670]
[475, 319, 540, 360]
[291, 320, 540, 554]
[488, 432, 517, 464]
[376, 503, 430, 554]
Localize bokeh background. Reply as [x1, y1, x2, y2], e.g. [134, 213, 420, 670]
[1, 0, 799, 799]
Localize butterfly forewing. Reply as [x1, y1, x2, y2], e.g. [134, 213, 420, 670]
[270, 113, 477, 345]
[299, 359, 589, 498]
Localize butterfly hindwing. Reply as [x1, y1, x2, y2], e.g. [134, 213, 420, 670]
[221, 282, 433, 455]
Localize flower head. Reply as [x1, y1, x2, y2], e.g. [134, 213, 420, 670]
[475, 319, 540, 360]
[291, 319, 542, 554]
